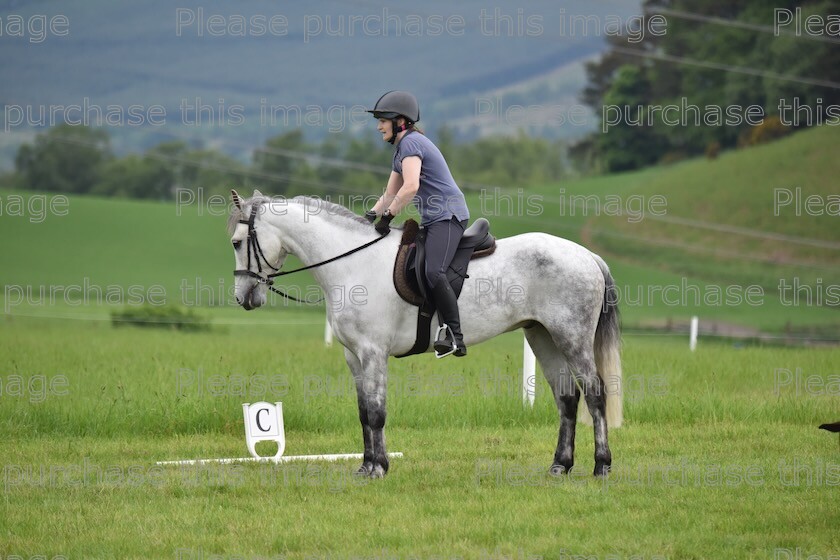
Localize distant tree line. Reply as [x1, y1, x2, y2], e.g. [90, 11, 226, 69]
[5, 123, 566, 200]
[574, 0, 840, 172]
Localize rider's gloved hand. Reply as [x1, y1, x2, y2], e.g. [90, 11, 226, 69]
[375, 210, 394, 235]
[364, 210, 378, 223]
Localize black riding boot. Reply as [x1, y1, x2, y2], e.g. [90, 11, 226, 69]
[431, 281, 466, 357]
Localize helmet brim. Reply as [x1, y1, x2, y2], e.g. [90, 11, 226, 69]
[368, 110, 401, 120]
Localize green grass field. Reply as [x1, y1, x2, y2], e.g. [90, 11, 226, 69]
[1, 126, 839, 558]
[1, 316, 838, 558]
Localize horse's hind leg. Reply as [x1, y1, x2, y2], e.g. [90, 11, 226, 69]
[565, 346, 611, 476]
[524, 324, 580, 475]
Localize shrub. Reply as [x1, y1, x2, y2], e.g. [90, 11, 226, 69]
[745, 115, 792, 146]
[111, 304, 211, 332]
[658, 151, 688, 165]
[705, 141, 721, 160]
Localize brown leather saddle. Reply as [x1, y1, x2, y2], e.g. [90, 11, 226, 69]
[392, 218, 496, 357]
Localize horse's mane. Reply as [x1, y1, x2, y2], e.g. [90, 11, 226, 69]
[226, 195, 372, 235]
[291, 195, 373, 227]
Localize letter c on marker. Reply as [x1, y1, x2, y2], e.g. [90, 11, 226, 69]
[256, 408, 272, 432]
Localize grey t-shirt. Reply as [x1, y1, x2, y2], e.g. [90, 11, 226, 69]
[392, 131, 470, 226]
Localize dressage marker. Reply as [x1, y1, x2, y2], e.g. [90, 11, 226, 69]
[156, 402, 403, 467]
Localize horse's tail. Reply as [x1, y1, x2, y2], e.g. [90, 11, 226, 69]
[581, 253, 623, 428]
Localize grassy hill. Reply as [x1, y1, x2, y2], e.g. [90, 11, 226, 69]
[1, 126, 838, 337]
[588, 125, 840, 285]
[519, 126, 840, 335]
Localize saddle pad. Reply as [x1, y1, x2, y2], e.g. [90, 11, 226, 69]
[392, 220, 424, 306]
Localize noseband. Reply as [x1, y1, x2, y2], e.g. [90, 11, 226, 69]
[233, 200, 280, 287]
[233, 200, 389, 304]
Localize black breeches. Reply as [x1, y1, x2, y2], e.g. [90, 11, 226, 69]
[423, 216, 468, 289]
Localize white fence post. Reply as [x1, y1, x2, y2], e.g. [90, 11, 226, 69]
[689, 316, 698, 352]
[324, 317, 333, 347]
[523, 336, 536, 406]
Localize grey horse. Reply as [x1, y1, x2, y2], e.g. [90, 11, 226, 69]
[229, 190, 622, 478]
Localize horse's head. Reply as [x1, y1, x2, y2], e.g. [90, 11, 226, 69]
[229, 189, 287, 310]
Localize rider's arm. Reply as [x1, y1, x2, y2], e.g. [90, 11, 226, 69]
[386, 156, 421, 215]
[372, 171, 403, 215]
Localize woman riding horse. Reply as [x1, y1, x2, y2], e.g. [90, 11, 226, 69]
[364, 90, 471, 357]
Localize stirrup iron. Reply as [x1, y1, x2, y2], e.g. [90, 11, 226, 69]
[434, 323, 456, 359]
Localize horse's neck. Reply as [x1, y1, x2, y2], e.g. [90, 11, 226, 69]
[265, 201, 372, 271]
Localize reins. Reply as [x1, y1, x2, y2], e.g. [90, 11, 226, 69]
[233, 200, 388, 304]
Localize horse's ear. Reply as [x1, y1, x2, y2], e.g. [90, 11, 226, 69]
[231, 189, 243, 210]
[252, 189, 264, 198]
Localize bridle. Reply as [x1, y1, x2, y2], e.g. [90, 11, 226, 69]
[232, 200, 388, 304]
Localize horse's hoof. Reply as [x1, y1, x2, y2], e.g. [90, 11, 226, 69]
[368, 464, 387, 479]
[549, 463, 571, 476]
[355, 462, 373, 476]
[593, 463, 611, 477]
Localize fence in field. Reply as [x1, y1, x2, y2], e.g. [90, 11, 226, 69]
[324, 315, 701, 407]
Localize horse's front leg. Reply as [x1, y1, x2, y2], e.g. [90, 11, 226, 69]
[344, 348, 373, 474]
[344, 346, 389, 478]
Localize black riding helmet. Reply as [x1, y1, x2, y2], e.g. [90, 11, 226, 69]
[367, 91, 420, 144]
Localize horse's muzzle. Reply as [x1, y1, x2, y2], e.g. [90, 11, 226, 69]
[237, 284, 265, 310]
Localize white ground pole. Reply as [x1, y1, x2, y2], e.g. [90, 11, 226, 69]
[523, 335, 536, 407]
[324, 317, 333, 347]
[689, 316, 699, 352]
[155, 453, 404, 467]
